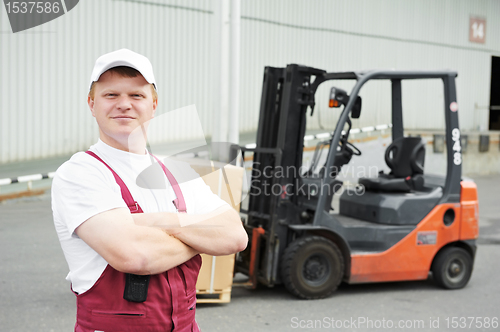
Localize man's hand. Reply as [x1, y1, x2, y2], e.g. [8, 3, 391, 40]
[75, 207, 199, 275]
[174, 205, 248, 256]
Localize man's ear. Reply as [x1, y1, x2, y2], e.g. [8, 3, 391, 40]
[88, 95, 96, 117]
[152, 99, 158, 118]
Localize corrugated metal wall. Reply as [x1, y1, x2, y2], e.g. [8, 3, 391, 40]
[0, 0, 217, 163]
[1, 0, 499, 163]
[240, 0, 500, 133]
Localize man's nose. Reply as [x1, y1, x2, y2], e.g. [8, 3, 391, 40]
[116, 95, 132, 110]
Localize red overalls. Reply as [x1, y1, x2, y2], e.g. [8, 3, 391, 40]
[74, 151, 202, 332]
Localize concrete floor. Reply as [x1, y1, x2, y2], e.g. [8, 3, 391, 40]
[0, 175, 499, 331]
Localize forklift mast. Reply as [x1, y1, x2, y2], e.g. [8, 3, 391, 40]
[239, 65, 326, 286]
[248, 65, 325, 224]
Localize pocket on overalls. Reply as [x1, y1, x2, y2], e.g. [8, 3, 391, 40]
[186, 289, 197, 311]
[91, 309, 146, 318]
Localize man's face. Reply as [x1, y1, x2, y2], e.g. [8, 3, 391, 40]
[88, 70, 157, 151]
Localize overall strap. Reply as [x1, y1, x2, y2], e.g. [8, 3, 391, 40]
[85, 151, 142, 213]
[150, 154, 187, 213]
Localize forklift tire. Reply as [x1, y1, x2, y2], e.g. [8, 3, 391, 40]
[432, 247, 473, 289]
[281, 236, 344, 299]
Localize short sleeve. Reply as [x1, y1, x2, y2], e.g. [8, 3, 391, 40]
[51, 153, 127, 236]
[189, 177, 229, 214]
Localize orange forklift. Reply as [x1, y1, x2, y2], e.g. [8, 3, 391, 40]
[231, 65, 479, 299]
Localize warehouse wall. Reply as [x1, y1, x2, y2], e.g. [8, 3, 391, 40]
[1, 0, 499, 164]
[240, 0, 500, 133]
[0, 0, 216, 163]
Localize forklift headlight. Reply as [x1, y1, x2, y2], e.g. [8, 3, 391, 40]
[329, 87, 348, 108]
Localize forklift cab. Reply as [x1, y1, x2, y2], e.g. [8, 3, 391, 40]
[306, 83, 441, 228]
[233, 65, 479, 299]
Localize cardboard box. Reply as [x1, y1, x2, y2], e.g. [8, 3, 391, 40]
[185, 158, 244, 212]
[174, 158, 244, 302]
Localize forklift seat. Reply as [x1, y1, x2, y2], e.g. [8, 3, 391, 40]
[358, 136, 426, 193]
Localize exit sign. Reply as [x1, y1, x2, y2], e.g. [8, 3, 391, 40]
[469, 17, 486, 44]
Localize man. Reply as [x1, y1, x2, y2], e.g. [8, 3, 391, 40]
[52, 49, 248, 332]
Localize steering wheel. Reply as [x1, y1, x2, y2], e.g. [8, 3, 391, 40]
[345, 141, 362, 156]
[337, 118, 361, 156]
[338, 136, 361, 156]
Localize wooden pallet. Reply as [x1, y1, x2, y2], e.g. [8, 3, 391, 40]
[196, 287, 232, 303]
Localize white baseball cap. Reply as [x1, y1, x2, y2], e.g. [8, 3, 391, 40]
[89, 48, 157, 90]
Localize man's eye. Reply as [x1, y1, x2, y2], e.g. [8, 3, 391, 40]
[106, 93, 117, 97]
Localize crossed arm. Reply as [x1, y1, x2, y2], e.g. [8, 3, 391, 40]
[132, 204, 247, 256]
[75, 205, 248, 275]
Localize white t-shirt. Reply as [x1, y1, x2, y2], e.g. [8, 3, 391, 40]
[51, 139, 228, 294]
